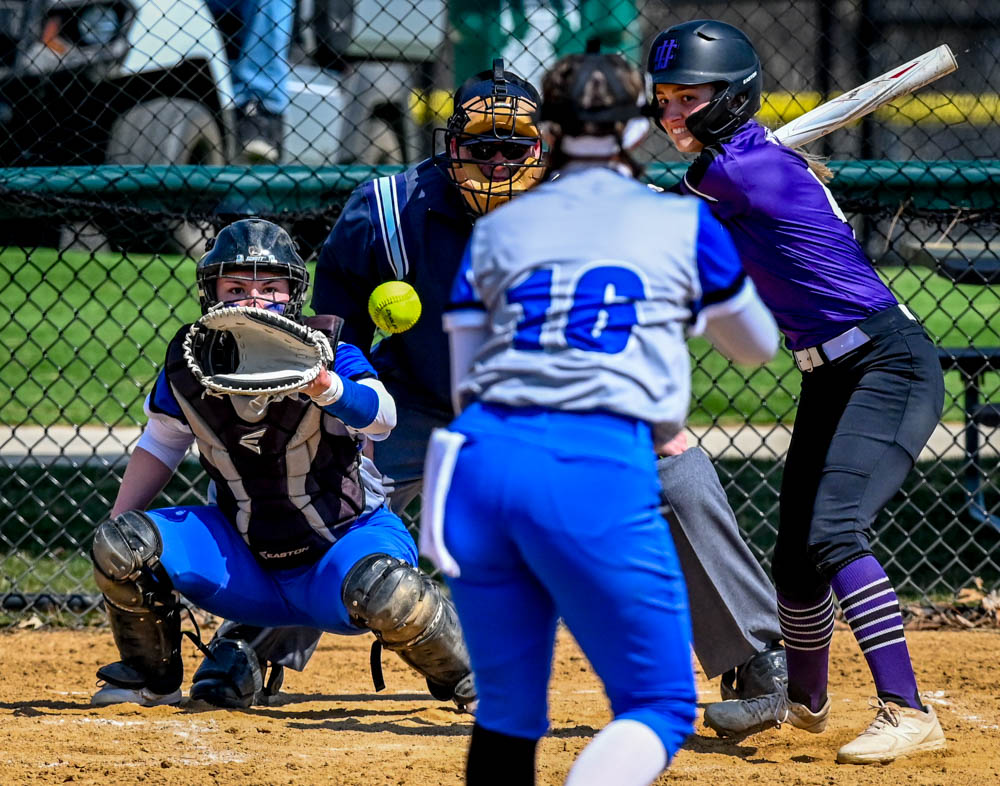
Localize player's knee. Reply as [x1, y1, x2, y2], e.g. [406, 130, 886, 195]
[343, 553, 473, 705]
[770, 534, 799, 596]
[341, 553, 432, 644]
[806, 530, 870, 580]
[92, 510, 163, 582]
[92, 510, 167, 611]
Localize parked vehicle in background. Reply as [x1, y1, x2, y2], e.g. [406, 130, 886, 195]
[0, 0, 445, 251]
[290, 0, 445, 166]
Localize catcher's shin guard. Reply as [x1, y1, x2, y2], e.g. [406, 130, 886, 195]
[91, 511, 183, 695]
[189, 638, 265, 708]
[342, 554, 476, 708]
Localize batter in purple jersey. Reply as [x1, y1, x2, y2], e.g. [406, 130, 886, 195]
[648, 19, 947, 765]
[678, 121, 898, 349]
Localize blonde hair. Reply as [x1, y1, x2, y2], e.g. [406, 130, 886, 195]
[757, 114, 834, 182]
[794, 148, 834, 183]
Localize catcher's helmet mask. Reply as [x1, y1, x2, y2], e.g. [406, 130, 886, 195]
[435, 58, 546, 216]
[197, 219, 310, 320]
[646, 20, 762, 146]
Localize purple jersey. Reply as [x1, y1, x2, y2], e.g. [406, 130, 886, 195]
[679, 120, 897, 350]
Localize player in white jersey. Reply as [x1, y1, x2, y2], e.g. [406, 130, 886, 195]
[420, 49, 779, 786]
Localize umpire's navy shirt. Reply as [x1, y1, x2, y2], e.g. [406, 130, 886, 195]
[313, 157, 472, 419]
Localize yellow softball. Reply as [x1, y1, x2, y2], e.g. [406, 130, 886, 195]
[368, 281, 422, 334]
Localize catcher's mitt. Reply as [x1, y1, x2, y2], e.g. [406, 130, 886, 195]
[183, 306, 335, 397]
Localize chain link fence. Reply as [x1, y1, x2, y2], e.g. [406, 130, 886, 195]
[1, 0, 998, 622]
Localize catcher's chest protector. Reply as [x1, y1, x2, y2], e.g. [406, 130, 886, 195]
[163, 321, 366, 569]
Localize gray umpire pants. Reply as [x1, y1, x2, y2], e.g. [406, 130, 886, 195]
[657, 447, 781, 678]
[224, 412, 781, 681]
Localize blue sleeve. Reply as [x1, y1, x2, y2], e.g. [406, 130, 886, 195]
[692, 201, 747, 314]
[333, 341, 377, 381]
[320, 378, 380, 428]
[446, 240, 484, 312]
[321, 341, 381, 427]
[147, 369, 185, 420]
[312, 183, 380, 352]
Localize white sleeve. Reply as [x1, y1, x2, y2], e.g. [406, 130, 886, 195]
[443, 309, 489, 415]
[135, 396, 195, 471]
[699, 280, 780, 365]
[347, 378, 396, 440]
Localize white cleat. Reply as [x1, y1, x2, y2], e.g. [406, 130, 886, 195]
[836, 698, 946, 764]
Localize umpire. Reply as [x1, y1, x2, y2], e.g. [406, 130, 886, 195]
[194, 60, 787, 705]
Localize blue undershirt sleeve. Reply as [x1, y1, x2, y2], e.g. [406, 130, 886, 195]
[447, 241, 485, 312]
[320, 377, 380, 428]
[690, 201, 747, 318]
[147, 369, 184, 420]
[333, 341, 377, 381]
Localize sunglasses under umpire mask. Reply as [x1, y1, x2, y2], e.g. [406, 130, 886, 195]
[459, 138, 537, 161]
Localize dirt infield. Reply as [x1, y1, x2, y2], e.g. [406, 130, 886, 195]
[1, 627, 998, 785]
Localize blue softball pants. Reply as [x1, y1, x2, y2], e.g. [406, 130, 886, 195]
[441, 402, 696, 758]
[146, 505, 417, 635]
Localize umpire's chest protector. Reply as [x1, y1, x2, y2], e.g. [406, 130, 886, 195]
[163, 321, 366, 569]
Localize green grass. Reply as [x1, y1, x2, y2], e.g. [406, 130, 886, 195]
[1, 246, 998, 425]
[0, 551, 94, 594]
[1, 247, 200, 425]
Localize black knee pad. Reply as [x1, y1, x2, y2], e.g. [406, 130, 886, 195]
[92, 510, 163, 582]
[341, 554, 430, 643]
[190, 638, 264, 709]
[342, 554, 474, 706]
[92, 512, 182, 693]
[92, 511, 169, 612]
[101, 601, 183, 695]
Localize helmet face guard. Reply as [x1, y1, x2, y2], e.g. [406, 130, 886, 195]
[646, 20, 762, 145]
[196, 219, 309, 319]
[436, 59, 547, 217]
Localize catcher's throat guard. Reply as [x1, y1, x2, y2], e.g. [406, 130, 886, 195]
[183, 306, 335, 400]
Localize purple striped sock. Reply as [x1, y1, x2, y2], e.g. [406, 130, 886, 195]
[830, 555, 922, 710]
[777, 589, 834, 713]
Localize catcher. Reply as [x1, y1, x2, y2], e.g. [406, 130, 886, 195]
[89, 218, 475, 711]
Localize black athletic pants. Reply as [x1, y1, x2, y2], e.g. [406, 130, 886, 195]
[772, 306, 945, 601]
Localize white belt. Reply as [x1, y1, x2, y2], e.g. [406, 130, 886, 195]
[793, 305, 916, 373]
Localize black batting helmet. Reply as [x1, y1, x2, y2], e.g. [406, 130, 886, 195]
[196, 219, 309, 319]
[646, 20, 762, 145]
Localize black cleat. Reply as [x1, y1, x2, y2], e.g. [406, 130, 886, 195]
[189, 638, 264, 708]
[719, 644, 787, 701]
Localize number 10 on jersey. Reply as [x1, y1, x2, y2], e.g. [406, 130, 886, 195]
[507, 265, 645, 354]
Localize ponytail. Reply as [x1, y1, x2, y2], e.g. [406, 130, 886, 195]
[795, 148, 834, 183]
